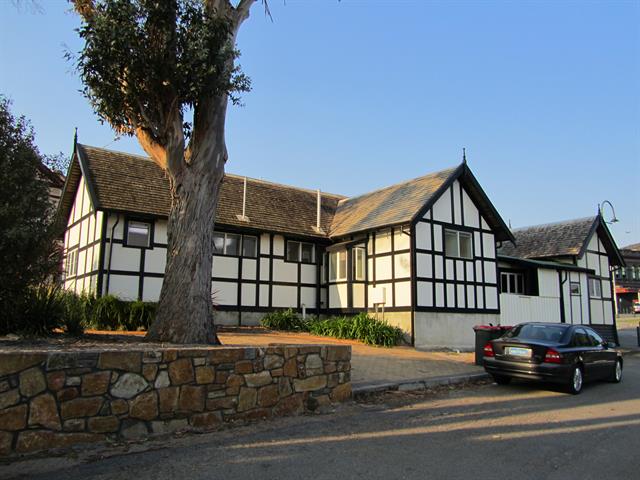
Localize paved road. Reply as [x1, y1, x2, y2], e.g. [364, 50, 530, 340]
[5, 356, 639, 480]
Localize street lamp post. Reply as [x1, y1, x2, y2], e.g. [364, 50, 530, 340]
[599, 200, 620, 316]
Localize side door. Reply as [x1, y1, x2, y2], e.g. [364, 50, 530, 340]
[572, 328, 599, 381]
[586, 328, 615, 380]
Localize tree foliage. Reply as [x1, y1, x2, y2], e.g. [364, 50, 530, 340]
[70, 0, 261, 343]
[73, 0, 251, 147]
[0, 96, 62, 334]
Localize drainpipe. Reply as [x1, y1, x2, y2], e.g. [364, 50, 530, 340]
[558, 270, 568, 323]
[105, 213, 120, 295]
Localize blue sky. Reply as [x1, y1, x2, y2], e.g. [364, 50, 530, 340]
[1, 0, 638, 245]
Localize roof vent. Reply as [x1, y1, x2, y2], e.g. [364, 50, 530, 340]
[236, 176, 250, 223]
[312, 189, 325, 234]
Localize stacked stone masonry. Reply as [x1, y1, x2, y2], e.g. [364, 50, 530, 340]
[0, 344, 351, 457]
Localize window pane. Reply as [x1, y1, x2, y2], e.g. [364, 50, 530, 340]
[338, 251, 347, 280]
[301, 243, 314, 263]
[128, 221, 150, 247]
[509, 274, 516, 293]
[329, 252, 337, 281]
[459, 232, 472, 259]
[517, 274, 524, 294]
[354, 248, 365, 281]
[444, 230, 458, 257]
[225, 233, 240, 256]
[501, 273, 508, 293]
[286, 241, 300, 262]
[242, 236, 257, 258]
[213, 232, 225, 254]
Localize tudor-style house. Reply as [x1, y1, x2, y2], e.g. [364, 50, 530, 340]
[59, 142, 624, 349]
[497, 216, 625, 343]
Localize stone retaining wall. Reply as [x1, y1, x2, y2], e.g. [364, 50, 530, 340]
[0, 344, 351, 457]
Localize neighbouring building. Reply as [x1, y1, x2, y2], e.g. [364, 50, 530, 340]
[58, 142, 625, 348]
[497, 216, 625, 343]
[37, 161, 65, 210]
[614, 243, 640, 314]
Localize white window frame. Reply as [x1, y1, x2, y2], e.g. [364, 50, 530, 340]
[126, 220, 151, 248]
[444, 229, 473, 259]
[353, 247, 366, 281]
[65, 250, 78, 277]
[500, 271, 524, 294]
[329, 250, 347, 281]
[588, 277, 602, 299]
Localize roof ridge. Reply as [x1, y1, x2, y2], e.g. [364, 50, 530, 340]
[78, 143, 345, 199]
[511, 216, 597, 232]
[337, 164, 460, 205]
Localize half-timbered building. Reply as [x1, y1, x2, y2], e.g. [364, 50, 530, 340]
[497, 216, 625, 343]
[58, 142, 623, 348]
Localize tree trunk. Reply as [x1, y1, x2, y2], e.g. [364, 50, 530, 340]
[145, 108, 227, 344]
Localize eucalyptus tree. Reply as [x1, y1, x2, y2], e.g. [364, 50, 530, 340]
[71, 0, 264, 343]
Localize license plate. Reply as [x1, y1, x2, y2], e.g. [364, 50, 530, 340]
[506, 347, 531, 357]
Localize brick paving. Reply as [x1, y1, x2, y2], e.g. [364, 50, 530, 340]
[218, 329, 482, 388]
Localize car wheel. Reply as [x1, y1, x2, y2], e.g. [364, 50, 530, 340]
[608, 359, 623, 383]
[492, 375, 511, 385]
[568, 365, 583, 395]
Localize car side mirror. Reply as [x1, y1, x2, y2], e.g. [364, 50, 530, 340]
[601, 341, 608, 348]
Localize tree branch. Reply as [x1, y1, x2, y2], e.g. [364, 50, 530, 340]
[233, 0, 258, 33]
[70, 0, 96, 22]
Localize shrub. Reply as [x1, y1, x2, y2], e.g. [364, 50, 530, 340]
[126, 301, 156, 331]
[260, 309, 404, 347]
[18, 284, 65, 335]
[307, 313, 404, 347]
[88, 295, 128, 330]
[61, 292, 88, 336]
[260, 308, 308, 331]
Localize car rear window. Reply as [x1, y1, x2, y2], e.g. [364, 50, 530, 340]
[503, 324, 568, 342]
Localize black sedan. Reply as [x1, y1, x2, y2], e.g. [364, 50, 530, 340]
[483, 322, 623, 394]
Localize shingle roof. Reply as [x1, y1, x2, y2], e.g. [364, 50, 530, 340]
[498, 217, 597, 259]
[70, 144, 344, 239]
[58, 144, 513, 243]
[621, 242, 640, 252]
[329, 168, 457, 237]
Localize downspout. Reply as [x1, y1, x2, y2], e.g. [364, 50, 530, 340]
[558, 270, 568, 323]
[105, 213, 120, 295]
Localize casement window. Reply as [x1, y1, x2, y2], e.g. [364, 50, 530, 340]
[65, 250, 78, 277]
[444, 229, 472, 259]
[286, 240, 315, 263]
[570, 282, 581, 296]
[126, 221, 151, 248]
[353, 247, 366, 281]
[588, 277, 602, 299]
[213, 232, 257, 258]
[500, 271, 524, 294]
[329, 250, 347, 281]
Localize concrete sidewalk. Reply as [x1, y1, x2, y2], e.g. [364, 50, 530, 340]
[218, 328, 485, 392]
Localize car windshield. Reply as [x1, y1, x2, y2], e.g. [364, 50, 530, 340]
[503, 324, 568, 343]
